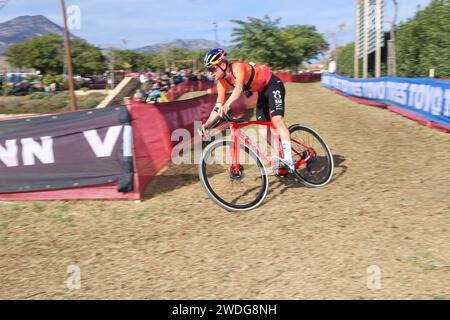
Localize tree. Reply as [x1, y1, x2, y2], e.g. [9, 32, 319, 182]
[5, 33, 63, 74]
[142, 53, 165, 71]
[5, 33, 108, 75]
[230, 16, 328, 70]
[333, 43, 356, 77]
[281, 25, 328, 68]
[109, 49, 146, 71]
[334, 39, 388, 78]
[230, 16, 288, 69]
[396, 0, 450, 77]
[71, 39, 107, 75]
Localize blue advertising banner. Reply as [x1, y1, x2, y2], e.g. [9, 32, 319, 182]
[322, 74, 450, 127]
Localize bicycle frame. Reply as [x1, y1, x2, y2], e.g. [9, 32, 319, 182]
[225, 120, 317, 173]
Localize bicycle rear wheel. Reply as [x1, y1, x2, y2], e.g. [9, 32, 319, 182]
[199, 140, 268, 212]
[289, 124, 334, 187]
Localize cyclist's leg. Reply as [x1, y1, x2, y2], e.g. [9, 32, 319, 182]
[266, 76, 293, 166]
[256, 89, 272, 155]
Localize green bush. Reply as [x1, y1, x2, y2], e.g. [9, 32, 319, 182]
[43, 75, 54, 86]
[75, 80, 84, 89]
[26, 74, 36, 82]
[2, 83, 13, 96]
[54, 76, 68, 90]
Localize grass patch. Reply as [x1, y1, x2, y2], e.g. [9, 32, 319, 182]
[423, 252, 433, 259]
[49, 212, 74, 224]
[433, 295, 450, 300]
[422, 263, 436, 271]
[395, 256, 419, 262]
[0, 92, 106, 114]
[32, 202, 46, 214]
[176, 91, 207, 101]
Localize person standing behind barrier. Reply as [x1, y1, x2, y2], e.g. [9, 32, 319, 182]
[160, 75, 171, 93]
[146, 83, 161, 103]
[140, 73, 149, 92]
[198, 48, 295, 171]
[146, 83, 169, 104]
[107, 77, 113, 89]
[133, 89, 144, 102]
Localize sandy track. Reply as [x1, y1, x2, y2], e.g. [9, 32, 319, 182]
[1, 82, 449, 299]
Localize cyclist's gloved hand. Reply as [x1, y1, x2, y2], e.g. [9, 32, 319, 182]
[197, 124, 208, 137]
[218, 104, 230, 118]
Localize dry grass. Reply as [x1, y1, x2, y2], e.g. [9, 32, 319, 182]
[0, 82, 450, 299]
[176, 91, 207, 101]
[0, 92, 107, 115]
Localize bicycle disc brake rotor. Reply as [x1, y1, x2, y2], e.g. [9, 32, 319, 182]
[230, 165, 245, 181]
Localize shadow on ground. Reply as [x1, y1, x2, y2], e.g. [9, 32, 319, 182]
[264, 154, 347, 205]
[143, 154, 347, 204]
[142, 164, 199, 200]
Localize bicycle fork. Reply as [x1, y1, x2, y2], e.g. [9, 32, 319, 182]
[229, 124, 242, 176]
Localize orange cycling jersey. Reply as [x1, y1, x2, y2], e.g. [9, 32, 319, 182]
[217, 62, 272, 104]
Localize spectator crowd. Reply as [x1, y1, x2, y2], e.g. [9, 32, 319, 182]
[133, 68, 213, 104]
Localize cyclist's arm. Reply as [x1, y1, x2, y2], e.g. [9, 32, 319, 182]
[204, 81, 226, 127]
[204, 103, 221, 129]
[223, 65, 245, 111]
[223, 83, 243, 111]
[217, 80, 226, 105]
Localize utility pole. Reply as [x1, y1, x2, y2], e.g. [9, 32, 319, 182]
[60, 0, 77, 111]
[105, 47, 116, 90]
[388, 0, 398, 76]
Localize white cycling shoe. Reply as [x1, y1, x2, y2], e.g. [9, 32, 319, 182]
[271, 156, 296, 173]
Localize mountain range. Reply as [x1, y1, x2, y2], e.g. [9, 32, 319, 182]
[136, 39, 222, 53]
[0, 15, 222, 55]
[0, 15, 76, 55]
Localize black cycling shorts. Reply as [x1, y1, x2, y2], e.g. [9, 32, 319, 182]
[256, 74, 286, 122]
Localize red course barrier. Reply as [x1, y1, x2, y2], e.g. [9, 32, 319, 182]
[166, 81, 215, 101]
[0, 89, 256, 201]
[128, 92, 257, 196]
[275, 72, 321, 83]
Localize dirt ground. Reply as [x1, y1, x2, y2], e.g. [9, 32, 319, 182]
[1, 82, 450, 300]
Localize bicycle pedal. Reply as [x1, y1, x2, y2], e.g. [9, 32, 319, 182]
[271, 166, 289, 177]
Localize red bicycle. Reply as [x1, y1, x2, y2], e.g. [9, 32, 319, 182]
[198, 114, 334, 211]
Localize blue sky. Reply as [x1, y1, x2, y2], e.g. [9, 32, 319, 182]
[0, 0, 433, 49]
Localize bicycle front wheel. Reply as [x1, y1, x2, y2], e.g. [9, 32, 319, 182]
[199, 140, 268, 212]
[289, 124, 334, 187]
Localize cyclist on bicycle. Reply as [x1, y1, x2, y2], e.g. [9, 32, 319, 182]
[198, 48, 295, 171]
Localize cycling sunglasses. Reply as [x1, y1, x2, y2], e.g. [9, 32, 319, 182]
[207, 66, 218, 73]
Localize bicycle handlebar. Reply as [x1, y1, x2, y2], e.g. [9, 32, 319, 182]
[222, 114, 247, 123]
[210, 113, 247, 130]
